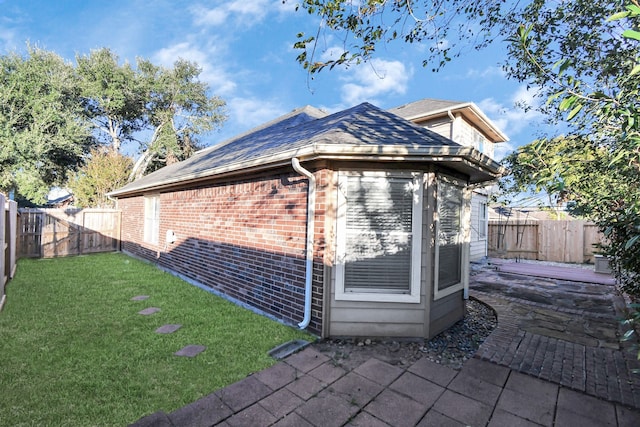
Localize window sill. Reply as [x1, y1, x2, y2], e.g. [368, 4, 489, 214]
[336, 291, 421, 304]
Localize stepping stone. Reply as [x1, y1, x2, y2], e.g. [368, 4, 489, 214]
[138, 307, 160, 315]
[131, 295, 149, 301]
[156, 324, 182, 334]
[175, 345, 206, 357]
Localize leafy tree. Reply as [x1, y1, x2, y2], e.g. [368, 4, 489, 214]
[76, 48, 226, 180]
[68, 148, 133, 208]
[0, 46, 93, 205]
[76, 48, 146, 153]
[130, 58, 226, 180]
[505, 3, 640, 296]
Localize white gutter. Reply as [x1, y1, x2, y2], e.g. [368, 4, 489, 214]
[447, 109, 456, 141]
[291, 158, 315, 330]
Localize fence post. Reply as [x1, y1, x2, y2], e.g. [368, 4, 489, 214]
[1, 194, 6, 309]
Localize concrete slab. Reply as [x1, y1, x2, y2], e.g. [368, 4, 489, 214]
[216, 375, 272, 412]
[325, 372, 384, 408]
[130, 295, 150, 301]
[365, 388, 427, 427]
[155, 324, 182, 334]
[616, 405, 640, 427]
[271, 412, 314, 427]
[461, 358, 510, 387]
[432, 389, 493, 426]
[389, 372, 445, 406]
[253, 362, 298, 391]
[407, 357, 458, 387]
[488, 408, 543, 427]
[285, 374, 325, 401]
[556, 388, 617, 426]
[348, 411, 390, 427]
[138, 307, 160, 315]
[353, 358, 403, 387]
[447, 370, 503, 406]
[168, 393, 232, 427]
[308, 361, 347, 386]
[294, 393, 359, 427]
[258, 388, 303, 419]
[225, 403, 277, 427]
[173, 345, 206, 358]
[416, 410, 466, 427]
[496, 388, 556, 426]
[284, 347, 329, 373]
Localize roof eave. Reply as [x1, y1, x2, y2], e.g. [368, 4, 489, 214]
[405, 102, 509, 143]
[108, 144, 504, 198]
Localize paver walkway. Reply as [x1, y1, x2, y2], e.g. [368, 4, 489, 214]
[131, 261, 640, 426]
[132, 346, 640, 426]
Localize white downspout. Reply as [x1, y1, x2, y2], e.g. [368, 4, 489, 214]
[291, 158, 315, 329]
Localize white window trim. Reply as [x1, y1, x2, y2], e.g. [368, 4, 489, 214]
[478, 201, 488, 239]
[335, 171, 423, 303]
[433, 176, 468, 300]
[144, 194, 160, 245]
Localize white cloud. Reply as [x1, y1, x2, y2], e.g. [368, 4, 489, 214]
[465, 66, 505, 79]
[190, 0, 271, 27]
[340, 58, 412, 106]
[152, 41, 237, 96]
[476, 85, 546, 160]
[478, 85, 544, 137]
[227, 96, 288, 130]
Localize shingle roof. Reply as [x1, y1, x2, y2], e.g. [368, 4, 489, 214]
[389, 98, 464, 118]
[109, 102, 502, 197]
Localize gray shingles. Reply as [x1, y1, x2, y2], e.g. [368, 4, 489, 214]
[110, 102, 462, 197]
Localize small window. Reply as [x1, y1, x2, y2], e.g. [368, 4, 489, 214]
[478, 202, 487, 239]
[144, 195, 160, 245]
[434, 179, 465, 299]
[335, 171, 422, 303]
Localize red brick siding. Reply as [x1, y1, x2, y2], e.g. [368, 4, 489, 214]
[118, 169, 328, 334]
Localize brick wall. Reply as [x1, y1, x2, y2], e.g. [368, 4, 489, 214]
[118, 168, 328, 335]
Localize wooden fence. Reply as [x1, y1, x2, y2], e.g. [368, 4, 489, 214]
[488, 220, 605, 264]
[18, 208, 121, 258]
[1, 194, 18, 310]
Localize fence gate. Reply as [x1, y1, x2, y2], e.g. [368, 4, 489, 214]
[18, 209, 121, 258]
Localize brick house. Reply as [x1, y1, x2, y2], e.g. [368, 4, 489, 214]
[109, 102, 503, 338]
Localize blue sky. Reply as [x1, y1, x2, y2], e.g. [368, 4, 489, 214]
[0, 0, 548, 161]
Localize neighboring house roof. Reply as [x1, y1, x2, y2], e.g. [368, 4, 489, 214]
[389, 98, 509, 143]
[109, 102, 504, 197]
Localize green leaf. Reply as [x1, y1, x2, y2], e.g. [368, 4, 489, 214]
[622, 29, 640, 41]
[625, 235, 640, 250]
[607, 11, 630, 22]
[566, 103, 583, 120]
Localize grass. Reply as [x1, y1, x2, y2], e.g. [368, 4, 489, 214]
[0, 252, 313, 427]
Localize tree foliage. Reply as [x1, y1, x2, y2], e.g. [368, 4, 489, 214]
[68, 148, 133, 208]
[504, 3, 640, 297]
[130, 58, 226, 180]
[0, 46, 93, 204]
[76, 48, 146, 153]
[293, 0, 521, 73]
[0, 45, 226, 206]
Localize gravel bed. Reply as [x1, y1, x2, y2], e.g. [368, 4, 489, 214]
[311, 298, 497, 371]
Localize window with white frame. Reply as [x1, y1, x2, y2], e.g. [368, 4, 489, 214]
[335, 171, 422, 303]
[144, 195, 160, 245]
[434, 179, 465, 299]
[478, 202, 488, 239]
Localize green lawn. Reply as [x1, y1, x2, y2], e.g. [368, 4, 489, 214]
[0, 252, 313, 427]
